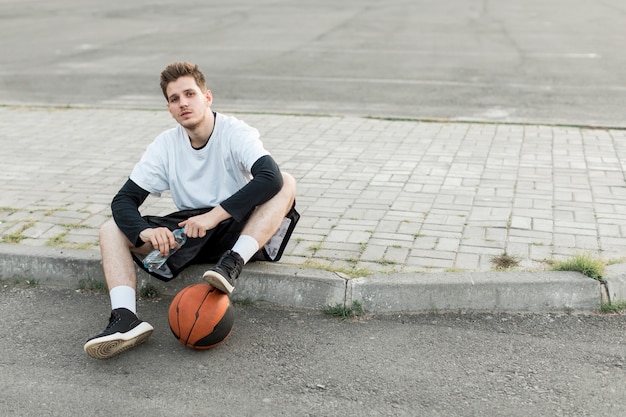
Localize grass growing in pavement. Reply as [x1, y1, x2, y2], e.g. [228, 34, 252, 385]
[139, 282, 161, 299]
[1, 222, 35, 244]
[302, 260, 373, 278]
[323, 301, 364, 320]
[549, 253, 605, 281]
[77, 278, 107, 294]
[0, 278, 39, 288]
[490, 251, 520, 270]
[45, 231, 98, 250]
[600, 301, 626, 314]
[0, 207, 18, 215]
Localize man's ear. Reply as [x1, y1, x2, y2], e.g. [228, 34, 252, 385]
[205, 89, 213, 104]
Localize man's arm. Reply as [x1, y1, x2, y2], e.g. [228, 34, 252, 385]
[221, 154, 283, 221]
[111, 179, 152, 247]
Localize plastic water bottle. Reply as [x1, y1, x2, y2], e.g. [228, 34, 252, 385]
[143, 228, 187, 272]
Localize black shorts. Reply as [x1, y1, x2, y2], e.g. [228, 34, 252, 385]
[132, 204, 300, 282]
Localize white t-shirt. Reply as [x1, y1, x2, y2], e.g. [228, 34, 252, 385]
[130, 112, 270, 210]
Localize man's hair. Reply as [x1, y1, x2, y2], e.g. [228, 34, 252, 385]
[159, 61, 207, 100]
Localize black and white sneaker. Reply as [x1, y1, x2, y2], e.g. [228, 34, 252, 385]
[84, 308, 154, 359]
[202, 250, 244, 295]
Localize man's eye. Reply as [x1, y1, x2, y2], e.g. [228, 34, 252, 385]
[170, 97, 178, 103]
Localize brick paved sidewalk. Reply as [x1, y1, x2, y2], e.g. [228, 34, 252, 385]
[1, 106, 625, 276]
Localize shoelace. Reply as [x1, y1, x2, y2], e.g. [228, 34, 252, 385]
[220, 253, 242, 279]
[105, 311, 122, 329]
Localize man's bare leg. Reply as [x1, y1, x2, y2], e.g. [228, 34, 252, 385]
[84, 220, 154, 359]
[100, 219, 142, 292]
[203, 172, 297, 293]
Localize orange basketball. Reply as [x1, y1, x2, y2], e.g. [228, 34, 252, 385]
[168, 283, 234, 350]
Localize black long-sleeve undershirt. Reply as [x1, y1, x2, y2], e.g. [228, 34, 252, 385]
[220, 154, 283, 221]
[111, 154, 283, 247]
[111, 179, 151, 247]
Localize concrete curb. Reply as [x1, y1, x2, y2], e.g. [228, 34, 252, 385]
[604, 263, 626, 305]
[1, 244, 623, 313]
[350, 271, 600, 313]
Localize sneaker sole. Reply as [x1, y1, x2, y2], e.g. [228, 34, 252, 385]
[84, 322, 154, 359]
[202, 270, 234, 294]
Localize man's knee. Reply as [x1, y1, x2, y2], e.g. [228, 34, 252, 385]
[99, 219, 118, 240]
[100, 219, 142, 253]
[99, 219, 129, 246]
[281, 172, 297, 196]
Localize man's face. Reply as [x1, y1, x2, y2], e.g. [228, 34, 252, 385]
[165, 76, 212, 129]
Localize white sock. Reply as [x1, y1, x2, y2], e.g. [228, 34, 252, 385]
[231, 235, 259, 264]
[109, 285, 137, 314]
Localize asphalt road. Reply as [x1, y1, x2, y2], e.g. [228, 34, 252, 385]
[1, 0, 625, 126]
[1, 284, 625, 416]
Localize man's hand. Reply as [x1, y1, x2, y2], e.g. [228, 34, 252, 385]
[179, 205, 231, 238]
[139, 227, 178, 256]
